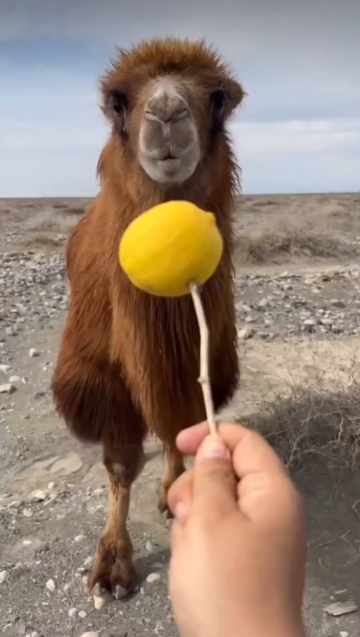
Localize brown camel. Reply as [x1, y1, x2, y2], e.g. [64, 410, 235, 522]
[52, 37, 244, 598]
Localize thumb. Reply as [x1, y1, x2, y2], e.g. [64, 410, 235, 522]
[192, 434, 238, 522]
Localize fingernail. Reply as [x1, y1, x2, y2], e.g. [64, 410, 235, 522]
[174, 502, 188, 526]
[196, 435, 231, 461]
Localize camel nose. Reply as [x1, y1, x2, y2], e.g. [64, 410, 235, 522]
[145, 87, 190, 123]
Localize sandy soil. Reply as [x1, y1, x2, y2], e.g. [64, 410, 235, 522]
[1, 193, 360, 637]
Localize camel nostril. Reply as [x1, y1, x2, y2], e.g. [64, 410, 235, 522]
[145, 107, 189, 124]
[145, 110, 158, 121]
[172, 108, 189, 121]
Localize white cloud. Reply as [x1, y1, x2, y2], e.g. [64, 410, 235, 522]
[231, 120, 360, 194]
[232, 119, 360, 156]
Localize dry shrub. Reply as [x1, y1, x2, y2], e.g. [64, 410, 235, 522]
[235, 214, 357, 264]
[17, 233, 66, 248]
[245, 373, 360, 470]
[20, 201, 36, 209]
[63, 206, 86, 216]
[23, 210, 77, 234]
[48, 202, 86, 214]
[52, 202, 67, 209]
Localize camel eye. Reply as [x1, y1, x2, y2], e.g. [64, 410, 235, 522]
[210, 88, 226, 112]
[111, 91, 128, 114]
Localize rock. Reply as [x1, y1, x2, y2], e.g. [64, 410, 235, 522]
[75, 534, 85, 542]
[5, 326, 16, 336]
[69, 608, 78, 618]
[0, 364, 10, 373]
[324, 601, 358, 616]
[303, 319, 316, 332]
[46, 578, 56, 592]
[146, 572, 161, 584]
[114, 584, 128, 600]
[0, 569, 7, 584]
[94, 594, 109, 610]
[8, 500, 22, 508]
[29, 490, 46, 502]
[33, 540, 49, 554]
[257, 297, 270, 309]
[259, 331, 274, 340]
[319, 318, 332, 327]
[0, 383, 16, 394]
[28, 348, 40, 358]
[340, 632, 349, 637]
[331, 299, 346, 308]
[22, 508, 33, 518]
[238, 326, 255, 340]
[331, 325, 343, 334]
[9, 375, 21, 383]
[83, 556, 93, 568]
[80, 633, 99, 637]
[78, 610, 87, 619]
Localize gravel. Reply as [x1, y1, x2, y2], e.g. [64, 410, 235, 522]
[235, 268, 360, 341]
[1, 241, 360, 637]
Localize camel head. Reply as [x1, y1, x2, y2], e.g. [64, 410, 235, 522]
[100, 37, 245, 187]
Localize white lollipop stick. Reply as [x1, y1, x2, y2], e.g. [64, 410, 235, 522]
[189, 282, 217, 436]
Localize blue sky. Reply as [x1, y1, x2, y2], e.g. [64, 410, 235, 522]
[1, 0, 360, 196]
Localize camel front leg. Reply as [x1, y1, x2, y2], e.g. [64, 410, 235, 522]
[158, 445, 185, 517]
[88, 443, 145, 598]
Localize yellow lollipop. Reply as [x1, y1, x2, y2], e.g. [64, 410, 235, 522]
[119, 200, 223, 297]
[119, 200, 223, 435]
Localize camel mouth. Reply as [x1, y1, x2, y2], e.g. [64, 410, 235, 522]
[157, 156, 182, 175]
[158, 155, 180, 166]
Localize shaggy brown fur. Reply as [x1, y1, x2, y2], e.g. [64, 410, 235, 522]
[52, 37, 244, 595]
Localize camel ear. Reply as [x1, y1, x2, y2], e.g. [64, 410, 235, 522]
[224, 78, 246, 113]
[101, 89, 128, 135]
[210, 80, 245, 136]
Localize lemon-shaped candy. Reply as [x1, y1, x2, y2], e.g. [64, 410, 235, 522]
[119, 201, 223, 297]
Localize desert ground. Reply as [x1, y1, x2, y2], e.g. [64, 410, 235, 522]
[1, 193, 360, 637]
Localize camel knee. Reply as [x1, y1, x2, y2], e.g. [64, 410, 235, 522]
[104, 444, 145, 489]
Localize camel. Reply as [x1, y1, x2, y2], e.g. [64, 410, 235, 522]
[52, 37, 245, 598]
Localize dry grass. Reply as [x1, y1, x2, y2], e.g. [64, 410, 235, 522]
[63, 206, 86, 216]
[16, 233, 66, 249]
[235, 213, 358, 264]
[245, 371, 360, 470]
[23, 209, 78, 235]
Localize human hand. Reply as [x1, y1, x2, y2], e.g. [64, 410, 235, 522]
[168, 422, 306, 637]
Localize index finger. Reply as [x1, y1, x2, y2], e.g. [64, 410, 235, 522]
[177, 421, 286, 480]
